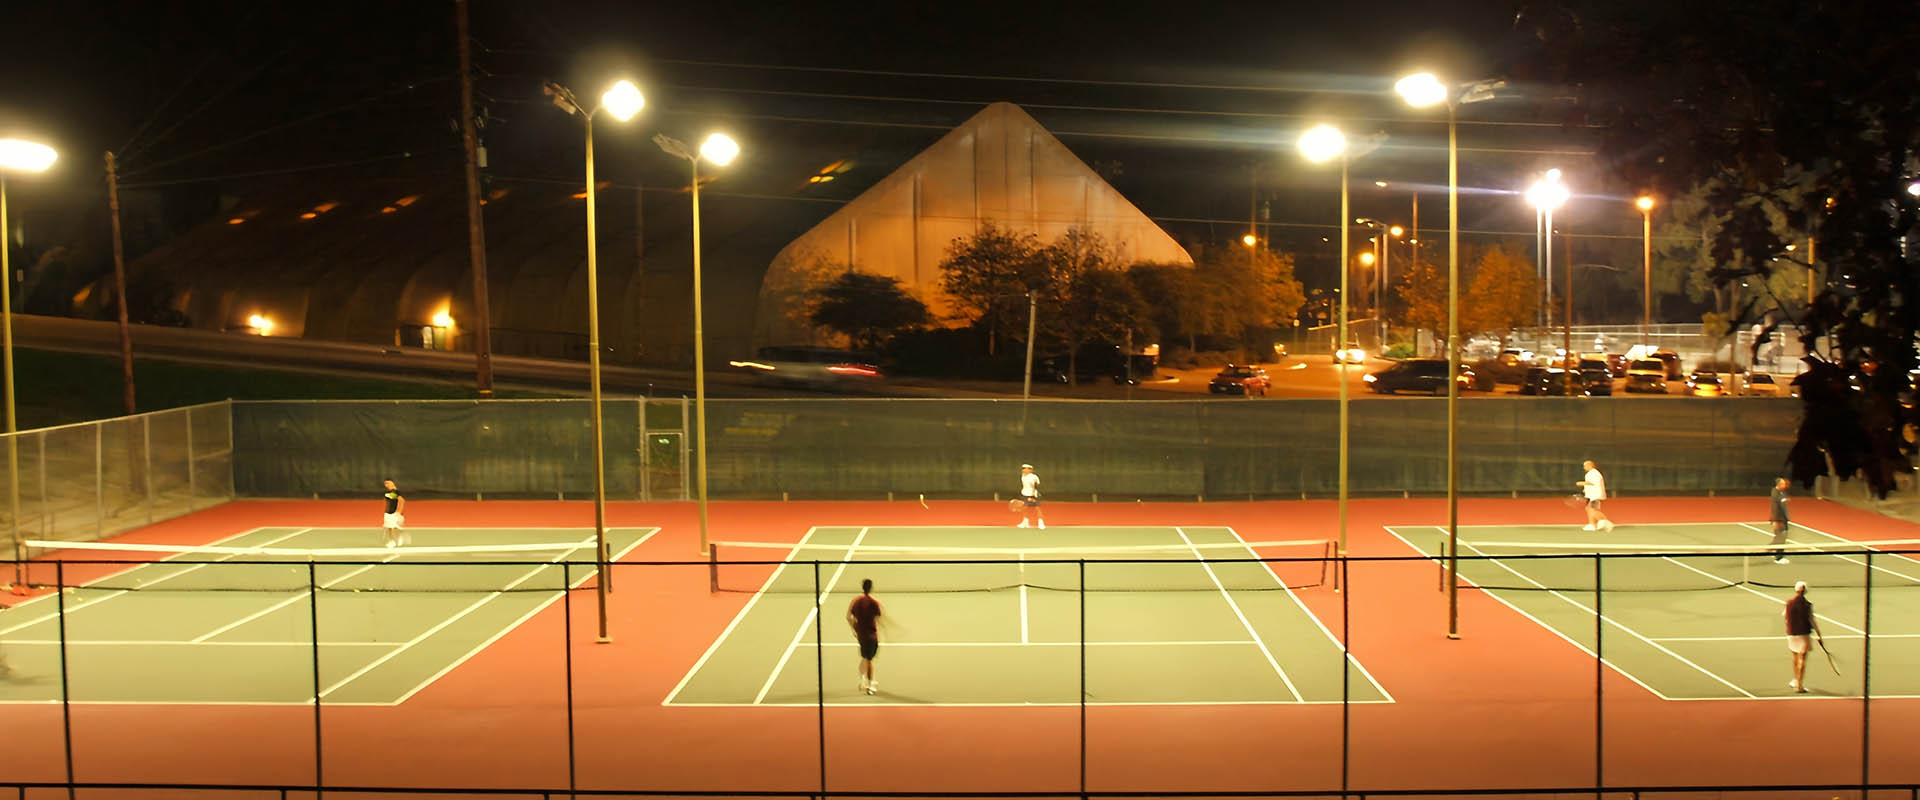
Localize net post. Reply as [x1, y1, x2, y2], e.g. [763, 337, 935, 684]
[1437, 536, 1447, 592]
[56, 561, 75, 797]
[1324, 539, 1338, 592]
[307, 561, 322, 797]
[563, 562, 577, 798]
[709, 545, 720, 593]
[1340, 539, 1351, 799]
[813, 561, 827, 796]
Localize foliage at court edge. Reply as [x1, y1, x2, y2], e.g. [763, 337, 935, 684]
[1516, 0, 1920, 495]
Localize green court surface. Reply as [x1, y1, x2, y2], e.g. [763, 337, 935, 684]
[1387, 521, 1920, 700]
[0, 526, 655, 705]
[668, 525, 1389, 706]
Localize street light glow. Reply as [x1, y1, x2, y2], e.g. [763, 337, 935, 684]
[432, 310, 454, 328]
[1242, 233, 1257, 247]
[1908, 181, 1920, 197]
[247, 314, 274, 336]
[1394, 73, 1449, 108]
[0, 139, 57, 173]
[1358, 251, 1376, 266]
[1297, 124, 1347, 164]
[601, 80, 645, 122]
[1389, 225, 1405, 238]
[1526, 175, 1570, 211]
[1635, 195, 1655, 212]
[699, 133, 740, 166]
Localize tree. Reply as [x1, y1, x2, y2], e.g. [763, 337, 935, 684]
[1395, 254, 1446, 354]
[1519, 0, 1920, 495]
[1181, 244, 1306, 354]
[1126, 263, 1206, 350]
[1036, 229, 1147, 382]
[808, 271, 930, 352]
[1461, 244, 1541, 348]
[937, 222, 1051, 356]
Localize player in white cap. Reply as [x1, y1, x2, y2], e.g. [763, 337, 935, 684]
[1016, 463, 1044, 529]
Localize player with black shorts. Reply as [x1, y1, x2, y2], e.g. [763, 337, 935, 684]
[846, 579, 883, 695]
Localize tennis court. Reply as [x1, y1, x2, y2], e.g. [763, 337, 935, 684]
[0, 525, 654, 705]
[1387, 520, 1920, 701]
[667, 524, 1389, 706]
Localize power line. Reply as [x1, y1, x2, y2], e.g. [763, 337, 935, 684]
[117, 151, 424, 189]
[121, 42, 297, 166]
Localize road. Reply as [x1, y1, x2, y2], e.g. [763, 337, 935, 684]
[13, 315, 1758, 401]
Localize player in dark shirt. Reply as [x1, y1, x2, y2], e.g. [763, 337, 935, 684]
[846, 578, 883, 695]
[1784, 581, 1819, 693]
[1767, 477, 1792, 564]
[381, 479, 408, 548]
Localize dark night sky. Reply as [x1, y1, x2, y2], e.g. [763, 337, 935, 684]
[0, 0, 1648, 298]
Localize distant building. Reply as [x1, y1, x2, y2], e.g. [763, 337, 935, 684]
[755, 102, 1191, 347]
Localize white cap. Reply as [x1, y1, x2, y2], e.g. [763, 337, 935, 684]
[1794, 581, 1808, 592]
[1020, 463, 1033, 469]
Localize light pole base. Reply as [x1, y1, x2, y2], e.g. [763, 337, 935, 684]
[1447, 633, 1461, 640]
[596, 636, 613, 644]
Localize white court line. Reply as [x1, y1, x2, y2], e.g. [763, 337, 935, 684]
[1229, 525, 1394, 703]
[0, 527, 315, 635]
[1656, 553, 1865, 635]
[1175, 526, 1301, 702]
[3, 639, 396, 647]
[1018, 552, 1029, 645]
[754, 527, 869, 704]
[189, 551, 407, 642]
[1387, 526, 1675, 701]
[1739, 521, 1920, 585]
[1652, 633, 1920, 643]
[386, 528, 659, 705]
[1453, 536, 1755, 698]
[662, 526, 830, 705]
[315, 538, 594, 699]
[794, 640, 1258, 647]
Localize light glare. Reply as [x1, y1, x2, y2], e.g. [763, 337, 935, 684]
[1636, 195, 1655, 212]
[601, 80, 644, 122]
[1525, 174, 1570, 211]
[247, 314, 274, 336]
[0, 139, 57, 173]
[432, 311, 454, 327]
[699, 133, 740, 166]
[1394, 73, 1448, 108]
[1297, 124, 1347, 163]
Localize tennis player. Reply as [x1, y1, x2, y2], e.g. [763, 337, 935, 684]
[1767, 477, 1792, 564]
[1576, 460, 1613, 531]
[381, 479, 408, 548]
[1016, 463, 1045, 529]
[1784, 581, 1820, 693]
[846, 578, 884, 695]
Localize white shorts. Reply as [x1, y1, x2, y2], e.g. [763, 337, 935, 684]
[1787, 634, 1810, 654]
[382, 512, 405, 529]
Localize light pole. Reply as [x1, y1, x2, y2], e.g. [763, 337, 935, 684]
[1396, 71, 1499, 639]
[1525, 172, 1571, 387]
[1297, 123, 1353, 567]
[654, 132, 740, 557]
[0, 138, 56, 588]
[1636, 196, 1655, 348]
[544, 79, 644, 643]
[1356, 218, 1402, 348]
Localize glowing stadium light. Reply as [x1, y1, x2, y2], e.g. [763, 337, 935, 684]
[1296, 124, 1347, 164]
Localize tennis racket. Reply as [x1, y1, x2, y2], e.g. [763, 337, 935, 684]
[1008, 498, 1025, 513]
[1817, 635, 1841, 676]
[1564, 494, 1588, 509]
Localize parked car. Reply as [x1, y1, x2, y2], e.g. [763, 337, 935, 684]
[1332, 344, 1367, 364]
[1521, 367, 1590, 396]
[1580, 369, 1615, 396]
[1209, 364, 1270, 396]
[1364, 358, 1476, 395]
[1651, 349, 1684, 379]
[1624, 359, 1669, 394]
[1604, 353, 1630, 377]
[1743, 373, 1783, 397]
[1686, 371, 1726, 397]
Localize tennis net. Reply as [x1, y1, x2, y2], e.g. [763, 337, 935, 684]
[708, 538, 1335, 594]
[12, 538, 609, 594]
[1440, 537, 1920, 592]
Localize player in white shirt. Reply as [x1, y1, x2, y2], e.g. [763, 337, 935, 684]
[1576, 460, 1613, 531]
[1016, 464, 1045, 529]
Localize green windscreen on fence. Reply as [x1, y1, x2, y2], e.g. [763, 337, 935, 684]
[231, 398, 1798, 500]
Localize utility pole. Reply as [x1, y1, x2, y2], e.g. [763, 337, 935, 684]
[456, 0, 495, 397]
[104, 152, 135, 416]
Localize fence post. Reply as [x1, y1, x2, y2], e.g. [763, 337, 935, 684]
[308, 562, 322, 797]
[93, 423, 103, 540]
[142, 414, 153, 525]
[814, 561, 827, 797]
[637, 398, 649, 503]
[1079, 559, 1087, 800]
[1863, 553, 1873, 796]
[185, 409, 196, 509]
[1595, 553, 1604, 798]
[57, 562, 74, 799]
[564, 562, 577, 798]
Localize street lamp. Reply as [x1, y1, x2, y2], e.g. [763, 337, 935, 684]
[544, 79, 643, 643]
[655, 131, 739, 557]
[1397, 71, 1500, 639]
[1526, 171, 1572, 388]
[1635, 195, 1655, 347]
[1297, 123, 1355, 572]
[0, 137, 55, 588]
